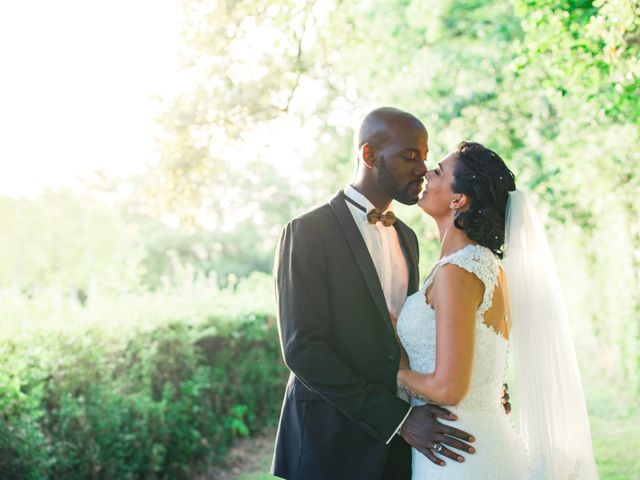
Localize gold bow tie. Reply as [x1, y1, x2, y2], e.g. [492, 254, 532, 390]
[343, 193, 397, 227]
[367, 209, 396, 226]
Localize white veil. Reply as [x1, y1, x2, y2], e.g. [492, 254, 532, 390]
[504, 190, 599, 479]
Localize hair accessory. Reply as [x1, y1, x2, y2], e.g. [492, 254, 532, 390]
[472, 175, 477, 179]
[478, 209, 483, 214]
[499, 176, 504, 180]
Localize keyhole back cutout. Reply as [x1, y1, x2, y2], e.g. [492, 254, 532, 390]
[483, 269, 510, 339]
[423, 265, 510, 340]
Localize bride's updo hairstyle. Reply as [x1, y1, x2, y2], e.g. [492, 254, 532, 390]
[451, 141, 516, 258]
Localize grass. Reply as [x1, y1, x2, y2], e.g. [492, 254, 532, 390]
[586, 372, 640, 480]
[236, 454, 272, 480]
[591, 411, 640, 479]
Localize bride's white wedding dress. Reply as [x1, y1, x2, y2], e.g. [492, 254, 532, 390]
[397, 244, 536, 480]
[396, 191, 599, 479]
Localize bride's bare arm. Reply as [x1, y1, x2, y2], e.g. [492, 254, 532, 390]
[397, 264, 484, 405]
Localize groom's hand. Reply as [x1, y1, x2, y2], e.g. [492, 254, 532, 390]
[399, 404, 475, 466]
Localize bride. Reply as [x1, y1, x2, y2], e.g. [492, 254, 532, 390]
[396, 141, 599, 479]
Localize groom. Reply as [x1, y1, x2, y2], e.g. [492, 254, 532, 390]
[271, 108, 475, 480]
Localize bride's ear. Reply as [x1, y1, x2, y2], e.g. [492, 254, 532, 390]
[450, 194, 469, 211]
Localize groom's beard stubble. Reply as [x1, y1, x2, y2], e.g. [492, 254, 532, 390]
[378, 155, 421, 205]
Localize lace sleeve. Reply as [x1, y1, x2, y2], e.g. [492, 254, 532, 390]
[442, 245, 499, 315]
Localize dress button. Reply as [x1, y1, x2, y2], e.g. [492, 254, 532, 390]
[386, 354, 395, 363]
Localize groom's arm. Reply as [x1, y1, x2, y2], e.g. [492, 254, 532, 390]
[275, 217, 410, 443]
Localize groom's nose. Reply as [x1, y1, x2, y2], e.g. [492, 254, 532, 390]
[415, 160, 427, 177]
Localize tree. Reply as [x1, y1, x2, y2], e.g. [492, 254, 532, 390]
[136, 0, 638, 390]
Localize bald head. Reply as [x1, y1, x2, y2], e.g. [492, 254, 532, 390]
[354, 107, 426, 159]
[349, 107, 428, 207]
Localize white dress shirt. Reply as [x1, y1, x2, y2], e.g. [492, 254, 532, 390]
[343, 185, 413, 443]
[343, 185, 409, 319]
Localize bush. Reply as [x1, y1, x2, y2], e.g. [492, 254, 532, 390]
[0, 291, 287, 479]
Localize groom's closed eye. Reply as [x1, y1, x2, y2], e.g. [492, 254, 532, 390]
[402, 152, 420, 162]
[401, 148, 425, 162]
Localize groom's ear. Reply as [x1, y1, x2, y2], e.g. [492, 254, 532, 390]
[361, 143, 376, 168]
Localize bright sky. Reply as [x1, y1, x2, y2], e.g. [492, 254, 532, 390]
[0, 0, 182, 197]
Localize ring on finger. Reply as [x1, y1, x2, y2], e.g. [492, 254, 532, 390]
[433, 443, 444, 454]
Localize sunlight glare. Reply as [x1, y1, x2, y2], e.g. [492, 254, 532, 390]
[0, 0, 182, 197]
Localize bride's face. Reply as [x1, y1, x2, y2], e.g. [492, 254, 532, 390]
[418, 151, 458, 217]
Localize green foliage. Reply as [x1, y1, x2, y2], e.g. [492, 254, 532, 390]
[0, 276, 286, 479]
[0, 190, 280, 294]
[2, 0, 639, 477]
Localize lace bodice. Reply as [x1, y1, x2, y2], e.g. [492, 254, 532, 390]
[397, 244, 508, 411]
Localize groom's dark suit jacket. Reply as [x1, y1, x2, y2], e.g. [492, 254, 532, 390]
[271, 191, 420, 480]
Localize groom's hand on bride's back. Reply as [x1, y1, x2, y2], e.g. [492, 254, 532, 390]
[399, 404, 476, 466]
[502, 383, 511, 414]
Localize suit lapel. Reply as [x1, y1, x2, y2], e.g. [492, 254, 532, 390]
[329, 191, 393, 333]
[393, 218, 419, 294]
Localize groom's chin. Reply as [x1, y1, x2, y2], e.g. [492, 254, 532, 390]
[396, 193, 420, 206]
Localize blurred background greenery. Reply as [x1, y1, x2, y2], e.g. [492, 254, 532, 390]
[1, 0, 638, 478]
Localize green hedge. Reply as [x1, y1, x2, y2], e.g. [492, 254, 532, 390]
[0, 314, 288, 479]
